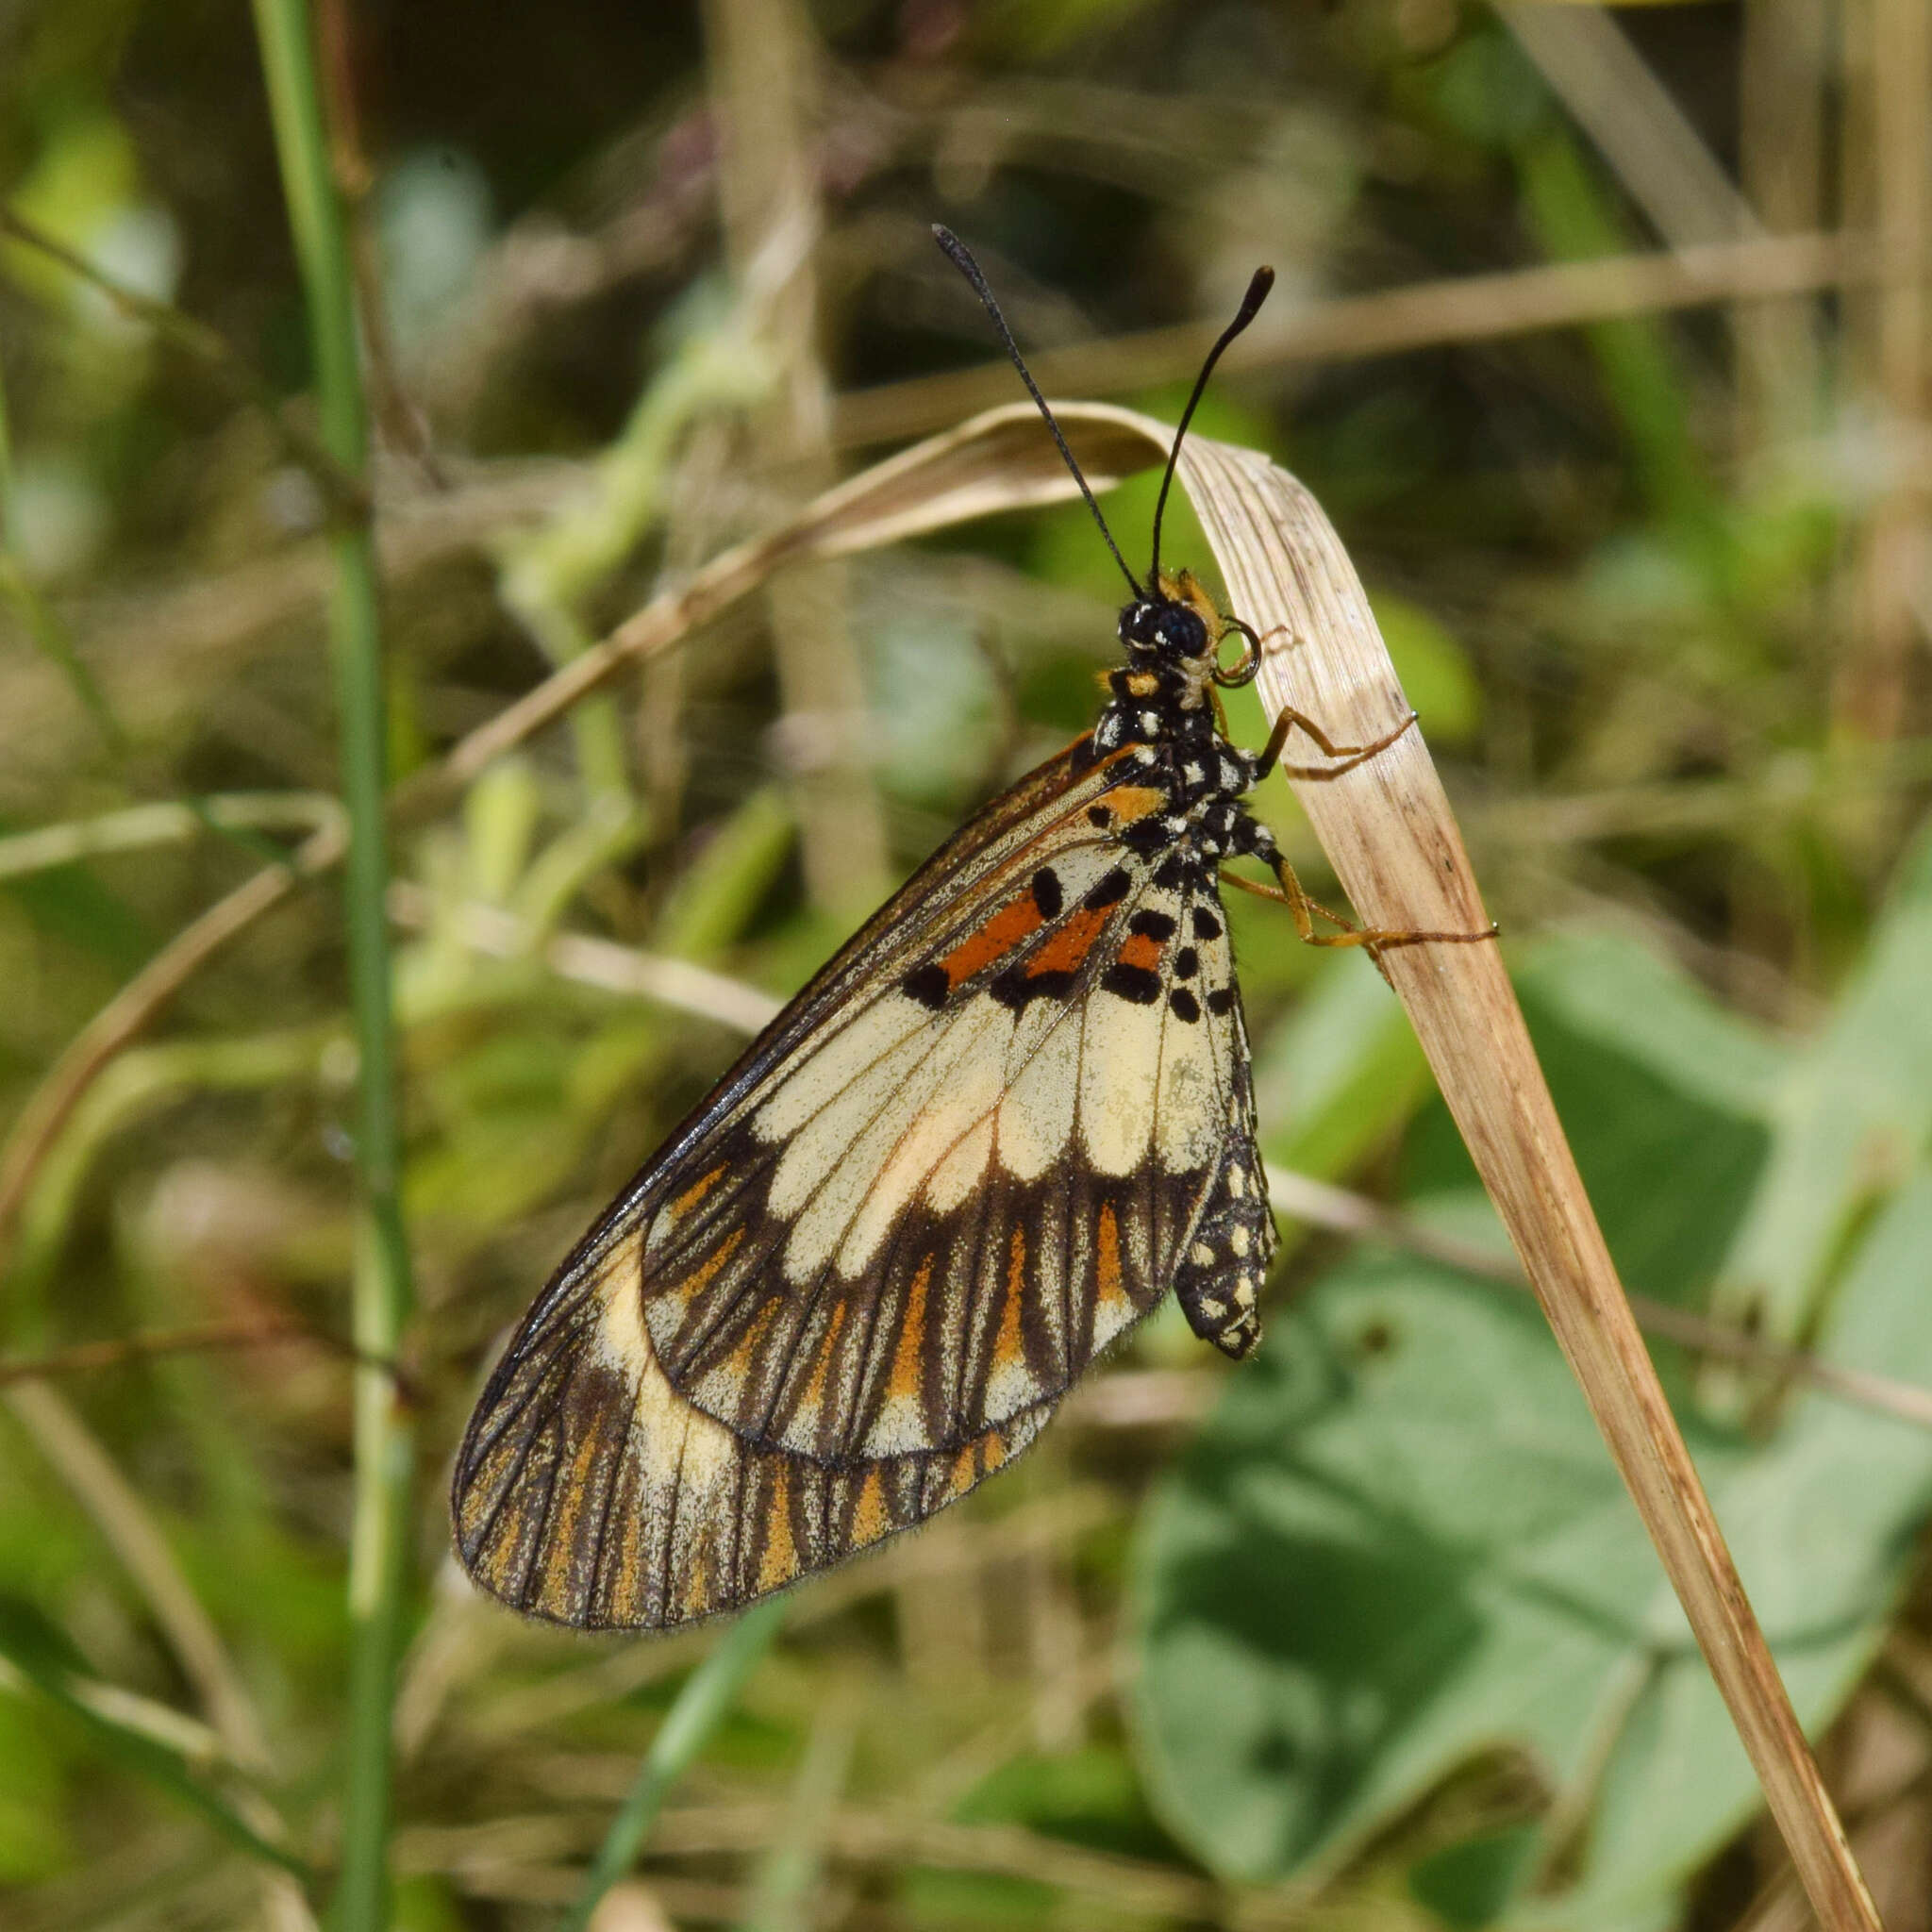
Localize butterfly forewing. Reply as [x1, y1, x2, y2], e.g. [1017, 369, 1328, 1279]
[452, 732, 1273, 1627]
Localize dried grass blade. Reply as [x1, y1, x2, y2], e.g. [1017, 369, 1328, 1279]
[1137, 413, 1877, 1931]
[438, 405, 1158, 790]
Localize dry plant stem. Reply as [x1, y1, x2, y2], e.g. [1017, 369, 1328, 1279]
[836, 230, 1874, 447]
[1147, 416, 1879, 1928]
[1739, 0, 1827, 450]
[707, 0, 890, 920]
[0, 1318, 378, 1386]
[1500, 3, 1759, 248]
[1839, 0, 1932, 745]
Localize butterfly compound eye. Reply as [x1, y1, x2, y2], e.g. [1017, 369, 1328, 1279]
[1165, 606, 1210, 658]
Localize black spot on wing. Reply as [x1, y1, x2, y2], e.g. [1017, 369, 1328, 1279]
[1101, 962, 1161, 1005]
[1206, 987, 1236, 1016]
[901, 963, 950, 1010]
[1122, 819, 1174, 857]
[1031, 867, 1064, 918]
[1168, 987, 1201, 1023]
[1083, 866, 1132, 911]
[1129, 909, 1176, 941]
[1174, 946, 1199, 979]
[991, 966, 1076, 1009]
[1191, 907, 1222, 940]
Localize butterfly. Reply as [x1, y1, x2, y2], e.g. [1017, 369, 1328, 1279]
[451, 227, 1491, 1629]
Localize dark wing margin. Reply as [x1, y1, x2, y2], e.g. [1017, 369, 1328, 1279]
[450, 1224, 1055, 1628]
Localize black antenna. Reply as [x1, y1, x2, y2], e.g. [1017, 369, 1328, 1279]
[932, 225, 1144, 602]
[1148, 266, 1274, 590]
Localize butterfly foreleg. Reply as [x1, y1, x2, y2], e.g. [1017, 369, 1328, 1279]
[1223, 816, 1498, 957]
[1251, 706, 1419, 783]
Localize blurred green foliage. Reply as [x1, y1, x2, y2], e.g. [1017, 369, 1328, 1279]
[3, 0, 1931, 1927]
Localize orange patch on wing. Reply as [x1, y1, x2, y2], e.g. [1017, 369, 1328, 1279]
[1118, 931, 1165, 974]
[1105, 785, 1167, 824]
[723, 1296, 782, 1378]
[948, 1441, 980, 1497]
[1026, 904, 1110, 978]
[851, 1467, 889, 1547]
[474, 1524, 518, 1595]
[667, 1162, 729, 1222]
[936, 893, 1045, 988]
[653, 1224, 746, 1309]
[533, 1417, 611, 1614]
[607, 1507, 643, 1624]
[802, 1298, 850, 1412]
[992, 1225, 1027, 1373]
[887, 1257, 935, 1402]
[758, 1469, 799, 1593]
[680, 1545, 716, 1620]
[1096, 1204, 1129, 1311]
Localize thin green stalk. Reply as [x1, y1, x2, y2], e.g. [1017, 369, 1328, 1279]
[563, 1599, 787, 1932]
[248, 4, 414, 1926]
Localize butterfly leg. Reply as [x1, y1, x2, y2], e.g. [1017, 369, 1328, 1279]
[1223, 818, 1498, 956]
[1252, 706, 1419, 783]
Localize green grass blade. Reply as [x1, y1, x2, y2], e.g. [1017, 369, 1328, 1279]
[563, 1599, 787, 1932]
[246, 4, 415, 1926]
[0, 1594, 311, 1884]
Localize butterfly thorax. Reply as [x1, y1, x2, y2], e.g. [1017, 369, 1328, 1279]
[1075, 574, 1268, 869]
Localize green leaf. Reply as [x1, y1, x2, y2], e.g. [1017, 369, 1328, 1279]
[1136, 925, 1932, 1924]
[1136, 1158, 1932, 1916]
[1511, 929, 1782, 1123]
[1408, 1825, 1540, 1930]
[1714, 822, 1932, 1341]
[1132, 1175, 1932, 1921]
[1254, 957, 1431, 1182]
[952, 1744, 1182, 1862]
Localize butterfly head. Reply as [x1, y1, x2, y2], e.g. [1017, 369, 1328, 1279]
[1119, 568, 1222, 658]
[1118, 568, 1231, 709]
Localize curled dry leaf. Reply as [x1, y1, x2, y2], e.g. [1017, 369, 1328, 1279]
[0, 392, 1884, 1927]
[1135, 405, 1874, 1932]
